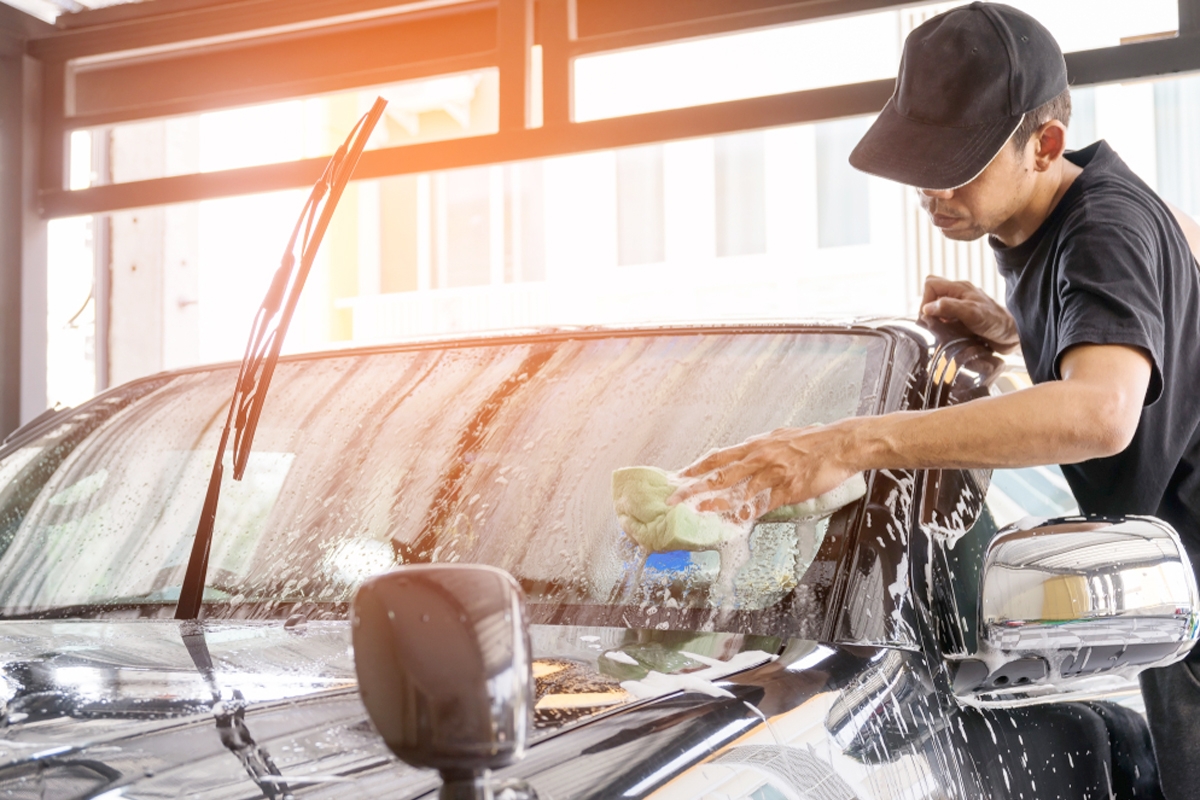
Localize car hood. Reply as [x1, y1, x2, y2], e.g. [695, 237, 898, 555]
[0, 619, 943, 799]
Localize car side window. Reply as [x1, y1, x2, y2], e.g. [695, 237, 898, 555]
[986, 464, 1080, 528]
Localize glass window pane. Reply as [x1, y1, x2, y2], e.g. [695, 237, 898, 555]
[1155, 74, 1200, 217]
[572, 0, 1178, 122]
[70, 69, 499, 188]
[815, 117, 871, 249]
[507, 161, 546, 282]
[379, 175, 420, 294]
[715, 131, 766, 258]
[439, 167, 493, 288]
[47, 217, 97, 409]
[988, 0, 1176, 51]
[573, 11, 900, 122]
[987, 465, 1080, 529]
[616, 145, 665, 266]
[66, 122, 919, 404]
[1067, 86, 1098, 151]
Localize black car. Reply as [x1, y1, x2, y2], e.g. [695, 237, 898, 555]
[0, 320, 1193, 799]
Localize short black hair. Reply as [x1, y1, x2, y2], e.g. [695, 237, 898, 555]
[1011, 87, 1072, 150]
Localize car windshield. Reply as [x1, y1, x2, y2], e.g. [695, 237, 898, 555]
[0, 329, 890, 634]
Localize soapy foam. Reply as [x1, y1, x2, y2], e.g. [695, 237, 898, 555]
[604, 650, 639, 666]
[620, 670, 735, 699]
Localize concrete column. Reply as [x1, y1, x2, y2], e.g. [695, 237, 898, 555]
[93, 133, 111, 393]
[1181, 0, 1200, 36]
[0, 33, 23, 434]
[0, 17, 48, 434]
[20, 55, 47, 427]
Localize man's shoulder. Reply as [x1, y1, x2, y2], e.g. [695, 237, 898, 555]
[1065, 185, 1161, 234]
[1061, 146, 1171, 238]
[1051, 143, 1198, 288]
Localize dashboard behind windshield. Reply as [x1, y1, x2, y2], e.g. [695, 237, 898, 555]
[0, 330, 891, 634]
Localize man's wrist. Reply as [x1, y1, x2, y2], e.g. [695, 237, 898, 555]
[831, 415, 891, 473]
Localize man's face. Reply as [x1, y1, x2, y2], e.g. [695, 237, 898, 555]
[916, 138, 1036, 241]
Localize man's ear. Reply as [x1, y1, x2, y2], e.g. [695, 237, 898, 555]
[1032, 120, 1068, 171]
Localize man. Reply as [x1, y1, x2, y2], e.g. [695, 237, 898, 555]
[670, 3, 1200, 797]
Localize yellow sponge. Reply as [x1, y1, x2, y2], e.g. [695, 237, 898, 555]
[760, 472, 868, 521]
[612, 467, 735, 552]
[612, 466, 866, 554]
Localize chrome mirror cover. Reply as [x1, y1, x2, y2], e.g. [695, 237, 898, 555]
[960, 516, 1199, 696]
[351, 564, 533, 773]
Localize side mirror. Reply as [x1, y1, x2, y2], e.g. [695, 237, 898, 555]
[352, 564, 534, 795]
[952, 516, 1200, 696]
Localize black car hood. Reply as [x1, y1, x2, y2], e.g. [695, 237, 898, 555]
[0, 619, 933, 799]
[0, 619, 382, 798]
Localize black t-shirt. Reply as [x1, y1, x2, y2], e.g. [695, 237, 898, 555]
[992, 140, 1200, 562]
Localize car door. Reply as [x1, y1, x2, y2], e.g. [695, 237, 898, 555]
[917, 335, 1161, 799]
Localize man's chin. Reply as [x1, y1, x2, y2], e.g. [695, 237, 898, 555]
[937, 226, 986, 242]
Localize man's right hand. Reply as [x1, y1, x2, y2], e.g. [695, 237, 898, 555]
[920, 275, 1021, 353]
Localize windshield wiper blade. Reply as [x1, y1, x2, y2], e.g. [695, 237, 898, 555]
[174, 98, 387, 621]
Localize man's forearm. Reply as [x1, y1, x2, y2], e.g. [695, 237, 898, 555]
[836, 378, 1133, 472]
[671, 344, 1150, 510]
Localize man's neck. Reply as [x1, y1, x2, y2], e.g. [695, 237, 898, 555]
[992, 158, 1084, 248]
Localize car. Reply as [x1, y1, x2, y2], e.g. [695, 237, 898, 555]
[0, 318, 1193, 799]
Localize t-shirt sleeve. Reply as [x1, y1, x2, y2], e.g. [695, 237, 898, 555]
[1054, 217, 1165, 406]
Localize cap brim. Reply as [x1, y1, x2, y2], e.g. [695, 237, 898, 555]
[849, 98, 1023, 191]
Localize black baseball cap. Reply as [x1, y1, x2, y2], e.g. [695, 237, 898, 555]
[849, 2, 1068, 191]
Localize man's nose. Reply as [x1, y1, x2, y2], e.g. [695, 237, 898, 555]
[919, 187, 954, 199]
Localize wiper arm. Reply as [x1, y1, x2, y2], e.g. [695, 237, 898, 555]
[182, 626, 293, 798]
[175, 98, 387, 620]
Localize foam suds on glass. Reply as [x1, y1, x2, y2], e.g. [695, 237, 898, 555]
[615, 467, 865, 610]
[675, 479, 841, 609]
[625, 549, 650, 605]
[639, 473, 774, 607]
[688, 481, 762, 605]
